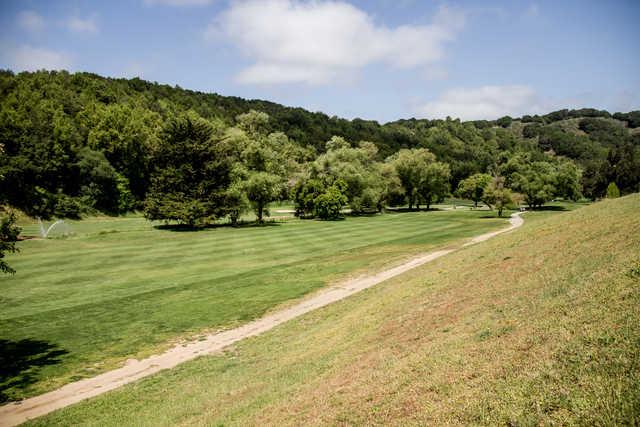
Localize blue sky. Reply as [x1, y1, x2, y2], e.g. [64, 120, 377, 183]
[0, 0, 638, 122]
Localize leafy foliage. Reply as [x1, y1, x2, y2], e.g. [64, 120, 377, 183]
[501, 154, 582, 208]
[244, 172, 282, 223]
[606, 182, 621, 198]
[314, 182, 348, 220]
[483, 176, 519, 217]
[0, 208, 20, 274]
[457, 173, 492, 208]
[0, 70, 638, 224]
[143, 115, 232, 226]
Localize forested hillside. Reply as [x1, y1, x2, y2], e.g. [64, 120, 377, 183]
[0, 70, 638, 223]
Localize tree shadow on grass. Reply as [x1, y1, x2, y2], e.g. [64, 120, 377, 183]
[532, 205, 568, 211]
[0, 339, 68, 402]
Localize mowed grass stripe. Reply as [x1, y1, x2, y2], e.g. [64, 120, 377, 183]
[1, 210, 507, 401]
[13, 212, 461, 270]
[57, 210, 456, 251]
[5, 213, 475, 297]
[26, 199, 638, 426]
[2, 215, 503, 320]
[7, 216, 482, 306]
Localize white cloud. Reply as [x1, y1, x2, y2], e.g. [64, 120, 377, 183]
[144, 0, 214, 6]
[66, 16, 99, 34]
[123, 62, 147, 78]
[7, 45, 73, 72]
[18, 11, 45, 33]
[417, 85, 543, 120]
[207, 0, 465, 85]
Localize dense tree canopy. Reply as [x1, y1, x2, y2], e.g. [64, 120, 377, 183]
[483, 176, 519, 217]
[143, 115, 232, 226]
[500, 154, 582, 208]
[0, 70, 638, 224]
[457, 173, 492, 208]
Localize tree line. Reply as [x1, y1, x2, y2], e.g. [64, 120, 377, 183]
[0, 70, 639, 226]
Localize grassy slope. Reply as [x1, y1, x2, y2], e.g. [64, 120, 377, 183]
[1, 210, 508, 401]
[29, 194, 640, 426]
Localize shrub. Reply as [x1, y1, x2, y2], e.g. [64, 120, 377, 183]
[0, 208, 21, 274]
[53, 194, 84, 219]
[606, 182, 621, 198]
[314, 185, 348, 220]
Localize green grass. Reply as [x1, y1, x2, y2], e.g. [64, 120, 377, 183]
[1, 208, 510, 401]
[24, 195, 639, 426]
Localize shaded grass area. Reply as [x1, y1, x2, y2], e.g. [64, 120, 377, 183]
[0, 339, 68, 403]
[27, 195, 639, 426]
[1, 209, 508, 400]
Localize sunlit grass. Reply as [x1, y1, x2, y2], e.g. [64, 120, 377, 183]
[2, 208, 509, 401]
[25, 195, 639, 426]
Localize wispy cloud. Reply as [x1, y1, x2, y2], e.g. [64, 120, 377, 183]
[123, 62, 147, 78]
[416, 85, 544, 120]
[144, 0, 214, 6]
[17, 11, 45, 33]
[6, 45, 73, 72]
[206, 0, 465, 85]
[66, 16, 99, 34]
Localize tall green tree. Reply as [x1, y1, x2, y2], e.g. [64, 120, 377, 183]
[457, 173, 492, 208]
[87, 103, 160, 201]
[502, 154, 581, 208]
[312, 139, 388, 213]
[581, 160, 608, 200]
[292, 177, 325, 218]
[417, 162, 451, 210]
[606, 143, 640, 194]
[555, 160, 583, 201]
[389, 148, 437, 210]
[483, 176, 518, 217]
[75, 148, 121, 214]
[225, 182, 250, 226]
[244, 172, 282, 223]
[144, 114, 232, 226]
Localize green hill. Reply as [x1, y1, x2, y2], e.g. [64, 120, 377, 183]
[1, 70, 639, 219]
[31, 194, 640, 426]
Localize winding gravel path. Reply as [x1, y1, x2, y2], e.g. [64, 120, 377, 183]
[0, 213, 524, 427]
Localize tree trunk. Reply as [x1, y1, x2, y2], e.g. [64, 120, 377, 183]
[257, 205, 263, 223]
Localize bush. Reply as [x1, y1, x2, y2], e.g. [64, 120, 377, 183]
[314, 185, 348, 220]
[496, 116, 513, 128]
[0, 208, 21, 274]
[53, 194, 84, 219]
[292, 178, 325, 218]
[606, 182, 621, 198]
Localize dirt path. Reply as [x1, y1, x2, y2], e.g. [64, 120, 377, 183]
[0, 213, 524, 427]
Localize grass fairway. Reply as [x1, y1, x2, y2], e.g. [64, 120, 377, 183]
[1, 209, 509, 401]
[25, 195, 640, 426]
